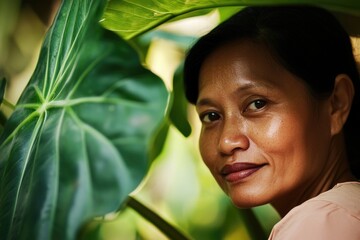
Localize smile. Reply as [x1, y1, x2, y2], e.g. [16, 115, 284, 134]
[220, 162, 266, 183]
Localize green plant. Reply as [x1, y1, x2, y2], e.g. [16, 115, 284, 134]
[0, 0, 168, 239]
[101, 0, 360, 40]
[1, 0, 359, 239]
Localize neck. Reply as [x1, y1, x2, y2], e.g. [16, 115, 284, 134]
[271, 133, 356, 217]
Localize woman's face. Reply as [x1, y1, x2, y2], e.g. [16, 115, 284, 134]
[196, 40, 333, 210]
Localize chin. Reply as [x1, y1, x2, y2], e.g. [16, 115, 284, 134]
[229, 193, 270, 208]
[231, 200, 267, 209]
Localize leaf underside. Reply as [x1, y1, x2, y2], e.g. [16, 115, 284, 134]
[102, 0, 360, 40]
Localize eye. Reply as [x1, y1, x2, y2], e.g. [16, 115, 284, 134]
[200, 112, 221, 123]
[246, 99, 267, 111]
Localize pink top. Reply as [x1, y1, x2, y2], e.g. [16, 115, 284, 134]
[269, 182, 360, 240]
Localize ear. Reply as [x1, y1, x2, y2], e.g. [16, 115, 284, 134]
[330, 74, 354, 135]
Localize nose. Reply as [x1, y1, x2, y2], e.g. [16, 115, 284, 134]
[218, 118, 250, 155]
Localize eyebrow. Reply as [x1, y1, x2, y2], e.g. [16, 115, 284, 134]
[196, 98, 214, 107]
[196, 81, 272, 107]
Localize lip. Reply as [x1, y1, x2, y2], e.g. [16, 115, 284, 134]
[220, 162, 265, 183]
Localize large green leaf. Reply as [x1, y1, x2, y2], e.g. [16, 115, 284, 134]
[102, 0, 360, 40]
[0, 0, 168, 239]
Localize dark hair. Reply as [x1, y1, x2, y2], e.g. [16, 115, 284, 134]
[183, 6, 360, 178]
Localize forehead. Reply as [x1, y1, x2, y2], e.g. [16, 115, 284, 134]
[199, 40, 287, 90]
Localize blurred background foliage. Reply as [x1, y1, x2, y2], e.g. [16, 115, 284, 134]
[1, 0, 359, 239]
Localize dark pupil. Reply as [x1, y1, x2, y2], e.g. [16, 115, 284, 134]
[209, 112, 219, 121]
[254, 100, 266, 109]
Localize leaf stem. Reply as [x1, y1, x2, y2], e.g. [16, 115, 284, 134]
[1, 99, 16, 110]
[238, 208, 268, 240]
[126, 196, 191, 240]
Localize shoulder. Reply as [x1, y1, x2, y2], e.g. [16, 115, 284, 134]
[269, 182, 360, 240]
[315, 181, 360, 213]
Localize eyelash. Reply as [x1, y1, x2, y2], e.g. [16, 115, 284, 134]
[244, 99, 267, 112]
[200, 111, 221, 123]
[199, 99, 268, 123]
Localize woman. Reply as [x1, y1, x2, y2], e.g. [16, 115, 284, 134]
[183, 6, 360, 239]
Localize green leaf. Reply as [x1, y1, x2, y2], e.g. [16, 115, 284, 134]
[218, 6, 243, 21]
[170, 63, 191, 137]
[102, 0, 360, 40]
[129, 30, 197, 64]
[0, 0, 168, 240]
[148, 119, 170, 161]
[129, 33, 193, 138]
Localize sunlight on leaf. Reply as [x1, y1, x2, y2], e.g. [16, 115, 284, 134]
[102, 0, 360, 40]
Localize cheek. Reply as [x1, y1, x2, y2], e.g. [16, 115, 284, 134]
[198, 129, 225, 183]
[199, 130, 214, 167]
[254, 113, 315, 180]
[252, 116, 292, 149]
[260, 116, 283, 141]
[199, 132, 229, 192]
[252, 114, 304, 168]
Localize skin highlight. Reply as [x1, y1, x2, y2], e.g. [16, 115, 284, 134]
[196, 39, 355, 217]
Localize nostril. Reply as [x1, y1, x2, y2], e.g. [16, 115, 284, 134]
[218, 134, 250, 155]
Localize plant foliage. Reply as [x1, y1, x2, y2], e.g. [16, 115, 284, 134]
[1, 0, 359, 239]
[0, 0, 168, 239]
[102, 0, 360, 40]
